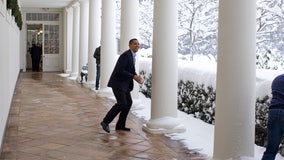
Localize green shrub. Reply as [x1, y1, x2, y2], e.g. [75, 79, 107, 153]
[7, 0, 22, 30]
[177, 80, 216, 124]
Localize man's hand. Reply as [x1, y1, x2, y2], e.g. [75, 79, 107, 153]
[134, 75, 144, 84]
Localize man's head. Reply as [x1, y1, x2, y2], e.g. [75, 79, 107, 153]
[129, 38, 140, 53]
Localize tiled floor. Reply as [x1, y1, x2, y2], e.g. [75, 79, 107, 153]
[0, 72, 208, 160]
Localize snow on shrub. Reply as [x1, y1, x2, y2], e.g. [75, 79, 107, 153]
[138, 50, 284, 155]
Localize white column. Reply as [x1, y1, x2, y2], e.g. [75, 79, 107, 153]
[87, 0, 101, 86]
[77, 0, 89, 82]
[213, 0, 256, 159]
[98, 0, 117, 95]
[70, 3, 80, 77]
[120, 0, 140, 107]
[120, 0, 139, 52]
[143, 0, 185, 134]
[63, 9, 68, 73]
[64, 7, 73, 74]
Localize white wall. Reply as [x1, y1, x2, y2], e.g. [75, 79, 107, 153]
[0, 1, 20, 152]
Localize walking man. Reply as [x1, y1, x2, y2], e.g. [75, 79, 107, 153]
[100, 38, 143, 133]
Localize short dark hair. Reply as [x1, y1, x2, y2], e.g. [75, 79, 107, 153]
[129, 38, 138, 45]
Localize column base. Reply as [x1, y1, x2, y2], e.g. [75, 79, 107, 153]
[143, 117, 186, 134]
[96, 87, 113, 97]
[76, 76, 82, 83]
[58, 73, 70, 77]
[131, 99, 145, 110]
[70, 72, 78, 78]
[64, 69, 72, 74]
[211, 156, 255, 160]
[143, 124, 186, 134]
[83, 80, 95, 89]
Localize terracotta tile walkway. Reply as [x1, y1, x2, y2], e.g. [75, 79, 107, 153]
[0, 72, 208, 160]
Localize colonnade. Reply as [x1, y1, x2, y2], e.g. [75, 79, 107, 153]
[64, 0, 256, 159]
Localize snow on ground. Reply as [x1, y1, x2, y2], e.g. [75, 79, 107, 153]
[131, 93, 283, 160]
[133, 49, 284, 159]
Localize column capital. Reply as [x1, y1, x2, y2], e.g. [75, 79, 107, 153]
[65, 7, 73, 13]
[66, 0, 79, 9]
[72, 2, 80, 8]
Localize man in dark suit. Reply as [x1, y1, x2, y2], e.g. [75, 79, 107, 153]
[100, 38, 143, 133]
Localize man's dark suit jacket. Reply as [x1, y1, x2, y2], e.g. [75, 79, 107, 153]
[107, 49, 137, 92]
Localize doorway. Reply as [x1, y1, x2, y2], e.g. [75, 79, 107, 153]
[25, 12, 62, 72]
[26, 24, 43, 72]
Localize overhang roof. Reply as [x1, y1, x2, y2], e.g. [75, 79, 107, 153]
[19, 0, 75, 9]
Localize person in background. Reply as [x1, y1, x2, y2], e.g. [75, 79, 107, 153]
[262, 74, 284, 160]
[100, 38, 143, 133]
[93, 46, 101, 90]
[30, 43, 42, 72]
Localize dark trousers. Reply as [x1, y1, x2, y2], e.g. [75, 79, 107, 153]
[103, 88, 132, 128]
[95, 64, 100, 89]
[32, 56, 40, 72]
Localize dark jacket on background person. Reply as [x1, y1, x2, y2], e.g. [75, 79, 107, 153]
[30, 44, 42, 71]
[30, 44, 42, 60]
[107, 49, 136, 92]
[93, 46, 101, 64]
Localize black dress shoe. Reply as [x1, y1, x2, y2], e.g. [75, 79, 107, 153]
[100, 122, 110, 133]
[115, 127, 131, 131]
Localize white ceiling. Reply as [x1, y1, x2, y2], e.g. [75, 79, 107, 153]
[19, 0, 75, 9]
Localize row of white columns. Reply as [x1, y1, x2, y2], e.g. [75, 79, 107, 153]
[64, 0, 256, 159]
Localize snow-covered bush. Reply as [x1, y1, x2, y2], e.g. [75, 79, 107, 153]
[255, 96, 269, 146]
[138, 47, 284, 155]
[139, 69, 284, 155]
[177, 80, 215, 124]
[140, 70, 152, 98]
[139, 71, 216, 124]
[255, 95, 284, 156]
